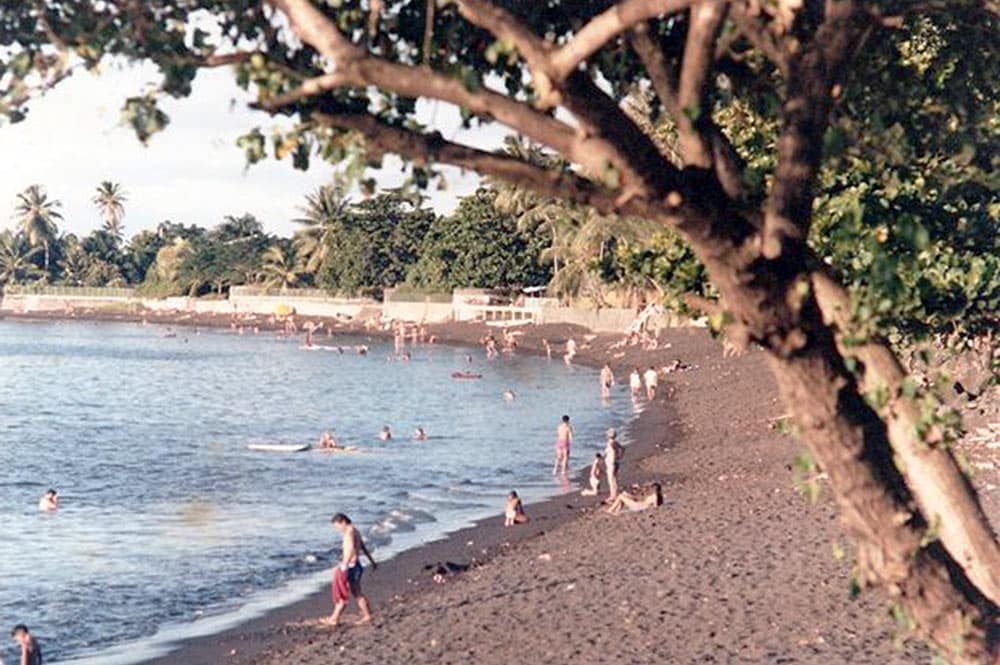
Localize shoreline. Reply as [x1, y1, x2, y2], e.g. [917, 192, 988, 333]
[4, 309, 671, 665]
[5, 310, 940, 663]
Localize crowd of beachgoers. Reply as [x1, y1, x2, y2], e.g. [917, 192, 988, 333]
[7, 307, 685, 663]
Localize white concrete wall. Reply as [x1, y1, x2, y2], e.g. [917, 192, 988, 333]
[382, 300, 453, 323]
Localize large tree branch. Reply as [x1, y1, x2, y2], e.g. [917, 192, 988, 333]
[456, 0, 687, 204]
[728, 2, 791, 74]
[310, 111, 681, 226]
[267, 0, 668, 202]
[549, 0, 715, 81]
[761, 0, 870, 258]
[676, 2, 727, 168]
[630, 23, 752, 204]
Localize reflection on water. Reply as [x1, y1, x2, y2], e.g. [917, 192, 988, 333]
[0, 320, 630, 663]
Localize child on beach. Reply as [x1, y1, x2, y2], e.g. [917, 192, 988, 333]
[504, 491, 529, 526]
[10, 624, 42, 665]
[581, 453, 604, 496]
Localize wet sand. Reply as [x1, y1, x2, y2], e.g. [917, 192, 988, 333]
[2, 309, 975, 662]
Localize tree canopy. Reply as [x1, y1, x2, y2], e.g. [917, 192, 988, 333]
[2, 0, 998, 660]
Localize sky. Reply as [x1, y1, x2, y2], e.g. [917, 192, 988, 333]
[0, 63, 504, 239]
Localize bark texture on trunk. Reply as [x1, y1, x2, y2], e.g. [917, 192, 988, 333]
[686, 229, 999, 662]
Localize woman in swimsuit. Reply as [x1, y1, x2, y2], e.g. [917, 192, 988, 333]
[606, 483, 663, 515]
[504, 491, 529, 526]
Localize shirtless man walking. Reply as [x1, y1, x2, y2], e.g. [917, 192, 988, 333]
[325, 513, 377, 626]
[553, 415, 574, 475]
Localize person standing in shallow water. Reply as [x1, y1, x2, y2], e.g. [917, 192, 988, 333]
[600, 363, 615, 399]
[10, 624, 43, 665]
[553, 415, 574, 475]
[325, 513, 377, 627]
[605, 429, 624, 501]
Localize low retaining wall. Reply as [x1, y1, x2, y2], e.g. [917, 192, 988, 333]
[1, 290, 698, 333]
[0, 293, 141, 314]
[382, 300, 453, 323]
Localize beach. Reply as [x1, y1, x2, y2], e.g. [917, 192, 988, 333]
[4, 309, 995, 664]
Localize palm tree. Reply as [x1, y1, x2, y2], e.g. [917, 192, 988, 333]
[0, 230, 43, 285]
[491, 136, 658, 301]
[57, 236, 88, 286]
[14, 184, 62, 272]
[293, 185, 347, 273]
[259, 244, 304, 290]
[92, 181, 127, 240]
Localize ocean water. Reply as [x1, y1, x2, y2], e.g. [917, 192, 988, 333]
[0, 319, 630, 663]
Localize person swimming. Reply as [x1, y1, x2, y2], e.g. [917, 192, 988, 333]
[380, 426, 392, 441]
[413, 427, 428, 441]
[38, 489, 58, 512]
[502, 389, 516, 401]
[319, 431, 346, 450]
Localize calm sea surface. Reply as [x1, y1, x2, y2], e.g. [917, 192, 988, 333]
[0, 320, 630, 663]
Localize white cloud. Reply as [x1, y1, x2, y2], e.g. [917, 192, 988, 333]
[0, 64, 506, 238]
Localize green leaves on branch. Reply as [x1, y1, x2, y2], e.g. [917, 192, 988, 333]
[121, 96, 169, 144]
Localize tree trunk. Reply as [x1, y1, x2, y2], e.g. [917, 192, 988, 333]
[689, 228, 998, 662]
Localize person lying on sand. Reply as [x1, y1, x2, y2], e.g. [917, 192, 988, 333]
[581, 453, 604, 496]
[504, 491, 529, 526]
[325, 513, 377, 626]
[606, 483, 663, 515]
[38, 489, 58, 512]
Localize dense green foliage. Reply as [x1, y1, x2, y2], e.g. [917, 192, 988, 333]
[0, 183, 550, 298]
[408, 188, 550, 291]
[0, 2, 995, 341]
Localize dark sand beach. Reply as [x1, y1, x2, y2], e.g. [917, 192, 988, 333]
[4, 309, 994, 663]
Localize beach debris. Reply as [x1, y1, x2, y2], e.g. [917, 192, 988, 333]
[425, 560, 469, 585]
[565, 583, 576, 591]
[537, 553, 552, 562]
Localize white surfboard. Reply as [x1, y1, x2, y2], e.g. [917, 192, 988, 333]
[247, 443, 311, 453]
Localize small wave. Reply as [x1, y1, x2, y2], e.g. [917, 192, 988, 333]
[366, 506, 439, 542]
